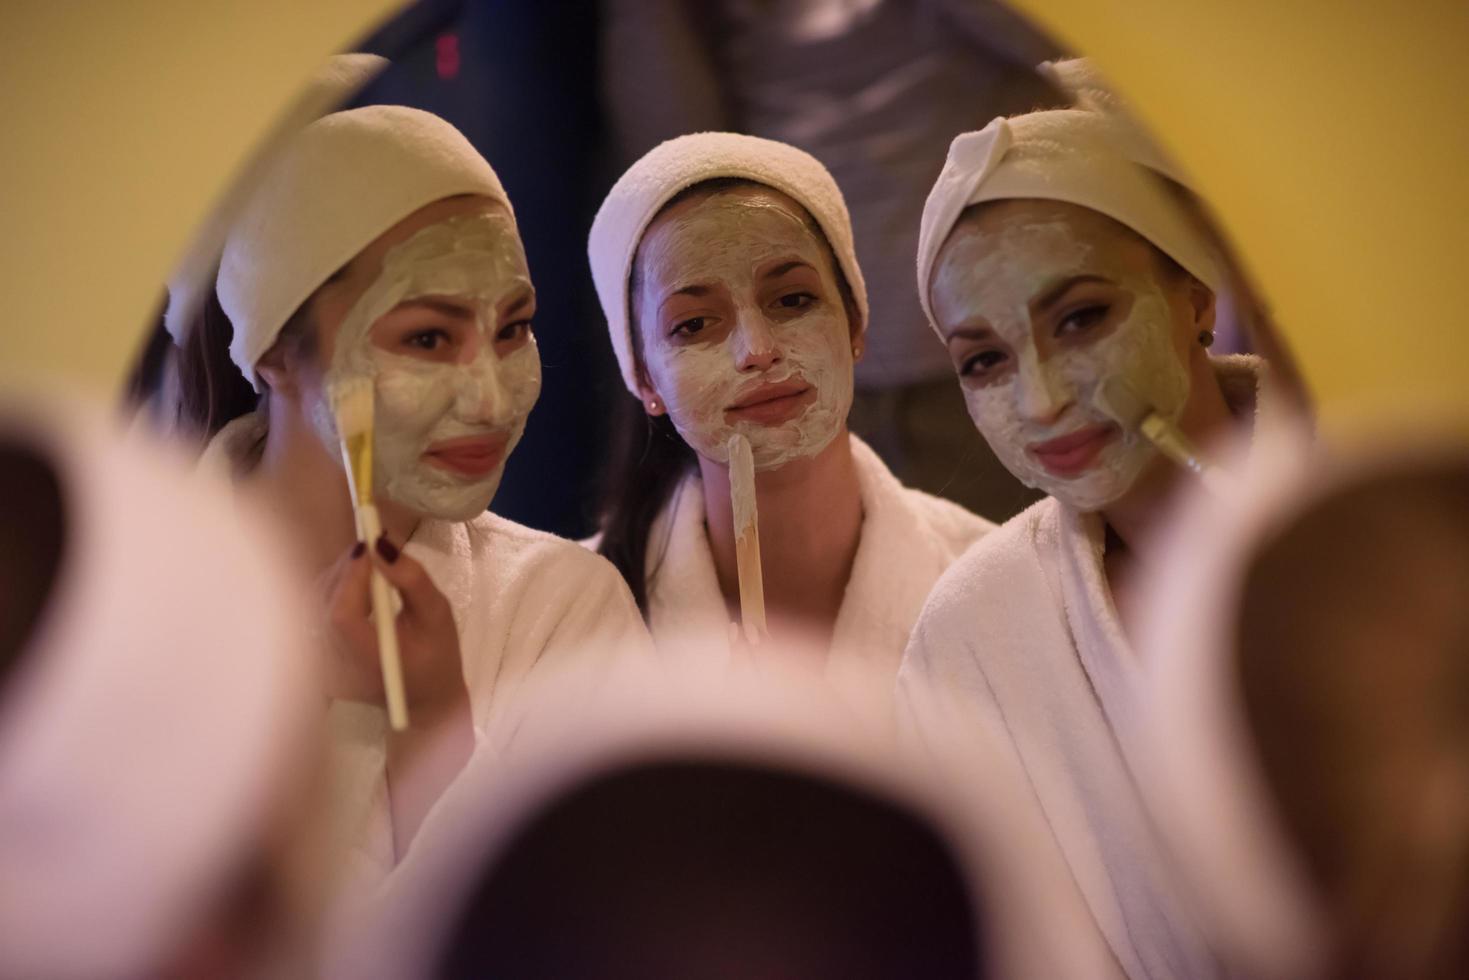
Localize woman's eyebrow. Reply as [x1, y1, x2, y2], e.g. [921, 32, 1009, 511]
[1032, 274, 1113, 311]
[394, 297, 476, 317]
[502, 288, 536, 318]
[760, 259, 815, 280]
[945, 324, 994, 346]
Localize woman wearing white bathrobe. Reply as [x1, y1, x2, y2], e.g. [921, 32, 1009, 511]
[896, 107, 1280, 980]
[176, 105, 650, 883]
[587, 133, 992, 707]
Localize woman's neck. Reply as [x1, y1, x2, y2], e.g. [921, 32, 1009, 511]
[699, 430, 864, 653]
[250, 397, 418, 574]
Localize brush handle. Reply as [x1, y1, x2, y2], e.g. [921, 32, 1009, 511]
[357, 503, 409, 731]
[727, 435, 767, 644]
[1139, 415, 1234, 497]
[735, 524, 767, 643]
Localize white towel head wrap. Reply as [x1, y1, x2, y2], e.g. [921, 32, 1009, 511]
[163, 53, 389, 346]
[0, 393, 316, 977]
[589, 132, 868, 396]
[915, 109, 1223, 336]
[1037, 57, 1193, 186]
[219, 105, 513, 390]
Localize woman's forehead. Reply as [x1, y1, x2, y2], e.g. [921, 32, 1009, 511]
[640, 185, 821, 270]
[960, 199, 1137, 252]
[345, 196, 519, 291]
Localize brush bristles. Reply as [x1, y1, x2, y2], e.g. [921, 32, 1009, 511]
[329, 379, 375, 507]
[1095, 375, 1151, 431]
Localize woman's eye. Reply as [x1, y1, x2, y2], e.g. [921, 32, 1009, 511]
[1057, 304, 1110, 337]
[497, 320, 531, 343]
[774, 291, 815, 311]
[960, 350, 1008, 377]
[404, 329, 451, 351]
[671, 316, 708, 338]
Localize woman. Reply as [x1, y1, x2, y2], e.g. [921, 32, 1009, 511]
[588, 132, 992, 705]
[897, 107, 1275, 979]
[179, 104, 650, 882]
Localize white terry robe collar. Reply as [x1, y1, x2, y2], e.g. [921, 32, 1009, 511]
[1057, 354, 1270, 737]
[646, 434, 971, 701]
[1036, 353, 1273, 977]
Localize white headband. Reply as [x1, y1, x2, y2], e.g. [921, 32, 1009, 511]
[219, 105, 513, 390]
[588, 132, 869, 396]
[915, 109, 1223, 335]
[0, 393, 316, 977]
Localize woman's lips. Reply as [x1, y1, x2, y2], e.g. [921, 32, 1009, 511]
[725, 380, 815, 425]
[423, 433, 509, 478]
[1027, 424, 1119, 477]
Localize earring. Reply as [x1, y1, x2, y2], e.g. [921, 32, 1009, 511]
[1197, 330, 1215, 349]
[852, 343, 864, 358]
[647, 398, 660, 413]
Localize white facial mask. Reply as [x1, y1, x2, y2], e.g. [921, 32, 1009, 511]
[312, 210, 542, 521]
[931, 213, 1190, 512]
[634, 191, 854, 471]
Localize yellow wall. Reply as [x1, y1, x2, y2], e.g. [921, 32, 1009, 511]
[0, 0, 399, 392]
[2, 1, 1465, 429]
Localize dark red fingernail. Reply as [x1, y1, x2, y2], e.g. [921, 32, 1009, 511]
[376, 535, 399, 564]
[350, 540, 366, 559]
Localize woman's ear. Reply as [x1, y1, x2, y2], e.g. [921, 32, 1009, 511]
[633, 363, 667, 417]
[1186, 277, 1217, 335]
[253, 343, 297, 397]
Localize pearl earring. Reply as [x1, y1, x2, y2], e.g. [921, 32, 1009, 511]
[647, 398, 660, 412]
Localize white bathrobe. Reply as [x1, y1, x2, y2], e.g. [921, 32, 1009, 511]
[641, 435, 992, 706]
[203, 413, 653, 886]
[898, 357, 1271, 980]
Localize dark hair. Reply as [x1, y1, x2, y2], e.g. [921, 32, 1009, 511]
[436, 759, 982, 979]
[594, 178, 858, 615]
[122, 298, 174, 412]
[176, 285, 322, 439]
[0, 441, 67, 698]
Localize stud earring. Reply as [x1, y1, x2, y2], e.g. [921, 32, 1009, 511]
[647, 398, 660, 413]
[1198, 330, 1215, 349]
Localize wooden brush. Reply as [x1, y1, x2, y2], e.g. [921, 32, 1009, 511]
[727, 434, 768, 644]
[1096, 375, 1234, 496]
[330, 378, 409, 731]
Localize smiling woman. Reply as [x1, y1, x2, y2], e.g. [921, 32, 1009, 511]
[174, 101, 650, 887]
[899, 103, 1287, 980]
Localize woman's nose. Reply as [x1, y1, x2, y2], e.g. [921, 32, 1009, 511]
[732, 310, 781, 373]
[1014, 356, 1070, 425]
[454, 355, 508, 423]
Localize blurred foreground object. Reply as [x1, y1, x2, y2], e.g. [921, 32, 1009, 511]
[1136, 425, 1469, 980]
[333, 649, 1119, 978]
[0, 391, 320, 979]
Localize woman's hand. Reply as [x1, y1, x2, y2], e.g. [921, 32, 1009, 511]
[320, 535, 469, 722]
